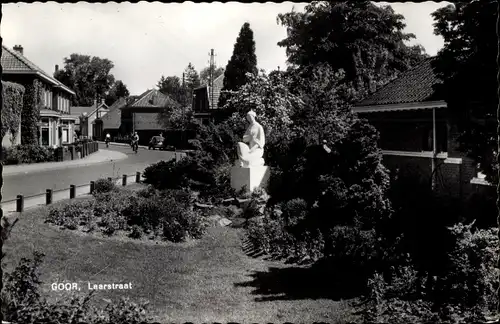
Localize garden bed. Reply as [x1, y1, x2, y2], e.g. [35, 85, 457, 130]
[2, 188, 353, 323]
[44, 179, 209, 243]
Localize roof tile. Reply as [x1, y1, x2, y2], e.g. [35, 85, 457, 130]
[1, 45, 75, 95]
[356, 57, 443, 107]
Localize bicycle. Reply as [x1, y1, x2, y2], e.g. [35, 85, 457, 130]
[132, 140, 138, 154]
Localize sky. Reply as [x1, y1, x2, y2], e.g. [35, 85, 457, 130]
[2, 1, 451, 95]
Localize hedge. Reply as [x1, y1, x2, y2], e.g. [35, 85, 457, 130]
[1, 81, 24, 141]
[21, 79, 43, 145]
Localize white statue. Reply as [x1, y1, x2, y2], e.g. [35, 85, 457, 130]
[235, 110, 265, 167]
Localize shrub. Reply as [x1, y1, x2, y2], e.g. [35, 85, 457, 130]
[143, 159, 190, 190]
[93, 178, 118, 195]
[2, 144, 56, 165]
[356, 224, 499, 323]
[129, 225, 143, 239]
[46, 200, 95, 230]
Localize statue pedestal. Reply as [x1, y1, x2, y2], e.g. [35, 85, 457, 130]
[230, 165, 270, 193]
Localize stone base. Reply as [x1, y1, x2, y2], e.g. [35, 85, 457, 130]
[231, 165, 271, 193]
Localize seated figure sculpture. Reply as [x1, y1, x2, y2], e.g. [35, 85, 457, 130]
[235, 110, 265, 167]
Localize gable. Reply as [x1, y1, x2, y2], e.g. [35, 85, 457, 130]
[2, 45, 75, 96]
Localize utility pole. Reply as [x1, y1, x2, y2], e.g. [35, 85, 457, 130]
[182, 72, 186, 147]
[209, 49, 216, 110]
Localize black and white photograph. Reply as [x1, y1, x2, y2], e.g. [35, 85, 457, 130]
[1, 0, 500, 323]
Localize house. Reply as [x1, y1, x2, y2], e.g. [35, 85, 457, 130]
[1, 44, 77, 146]
[352, 57, 490, 199]
[119, 89, 177, 145]
[72, 99, 110, 140]
[192, 74, 229, 124]
[101, 97, 128, 139]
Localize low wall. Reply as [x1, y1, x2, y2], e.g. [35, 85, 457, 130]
[58, 142, 99, 161]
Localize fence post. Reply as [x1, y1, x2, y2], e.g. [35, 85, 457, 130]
[16, 195, 24, 212]
[122, 175, 127, 186]
[136, 172, 141, 183]
[90, 181, 95, 194]
[70, 185, 76, 199]
[46, 189, 53, 205]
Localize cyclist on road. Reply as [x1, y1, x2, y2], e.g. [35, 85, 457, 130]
[131, 132, 139, 152]
[105, 133, 111, 147]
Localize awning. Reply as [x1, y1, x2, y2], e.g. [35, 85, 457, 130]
[352, 100, 447, 113]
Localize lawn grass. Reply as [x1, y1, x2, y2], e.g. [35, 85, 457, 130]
[3, 195, 356, 323]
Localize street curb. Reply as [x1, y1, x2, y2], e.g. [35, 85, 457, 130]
[98, 141, 148, 149]
[1, 174, 146, 216]
[98, 141, 194, 154]
[3, 150, 128, 177]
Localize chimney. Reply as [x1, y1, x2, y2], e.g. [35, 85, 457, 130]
[55, 65, 59, 73]
[13, 45, 24, 55]
[101, 98, 105, 105]
[93, 99, 97, 108]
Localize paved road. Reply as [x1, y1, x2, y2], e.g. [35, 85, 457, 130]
[1, 144, 175, 202]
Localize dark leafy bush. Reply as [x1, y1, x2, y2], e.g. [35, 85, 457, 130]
[356, 224, 498, 324]
[144, 153, 236, 202]
[143, 159, 190, 190]
[2, 144, 56, 165]
[129, 225, 143, 239]
[46, 200, 95, 230]
[93, 178, 118, 195]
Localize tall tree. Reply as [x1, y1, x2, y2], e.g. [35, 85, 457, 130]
[277, 1, 427, 98]
[184, 63, 201, 91]
[105, 80, 130, 106]
[157, 75, 187, 105]
[431, 1, 498, 184]
[54, 54, 116, 106]
[218, 22, 258, 108]
[183, 63, 201, 107]
[200, 66, 225, 85]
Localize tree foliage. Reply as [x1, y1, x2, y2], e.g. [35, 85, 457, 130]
[200, 66, 224, 86]
[105, 80, 130, 106]
[219, 22, 258, 108]
[157, 75, 187, 105]
[156, 75, 191, 130]
[183, 63, 201, 93]
[277, 1, 428, 97]
[54, 54, 116, 106]
[21, 80, 43, 145]
[1, 81, 24, 141]
[431, 1, 498, 183]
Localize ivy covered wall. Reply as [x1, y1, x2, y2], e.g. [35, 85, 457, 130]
[21, 79, 43, 145]
[1, 81, 25, 142]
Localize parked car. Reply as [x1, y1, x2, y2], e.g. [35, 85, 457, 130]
[148, 136, 165, 150]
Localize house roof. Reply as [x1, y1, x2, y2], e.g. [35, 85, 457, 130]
[101, 97, 127, 130]
[71, 102, 109, 118]
[194, 74, 224, 109]
[356, 57, 442, 107]
[1, 45, 76, 96]
[121, 89, 177, 109]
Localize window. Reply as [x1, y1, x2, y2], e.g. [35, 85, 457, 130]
[41, 128, 49, 146]
[62, 129, 69, 143]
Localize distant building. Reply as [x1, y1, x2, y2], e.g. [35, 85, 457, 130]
[192, 74, 230, 124]
[119, 89, 177, 145]
[1, 44, 77, 146]
[72, 99, 110, 140]
[101, 97, 129, 139]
